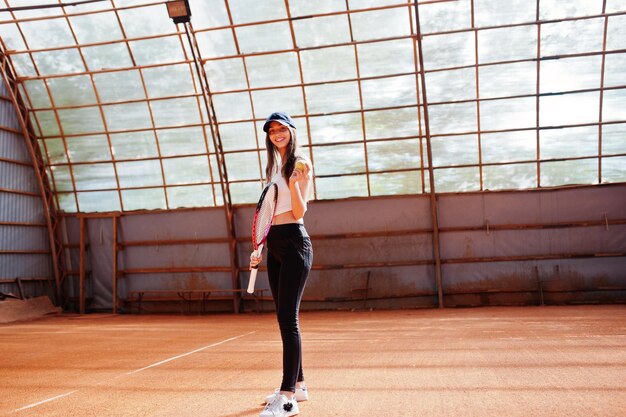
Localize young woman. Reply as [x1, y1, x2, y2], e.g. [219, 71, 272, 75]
[251, 112, 313, 417]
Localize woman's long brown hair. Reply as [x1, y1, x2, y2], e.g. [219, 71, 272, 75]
[265, 126, 298, 183]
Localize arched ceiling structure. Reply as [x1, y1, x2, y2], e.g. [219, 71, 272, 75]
[0, 0, 624, 213]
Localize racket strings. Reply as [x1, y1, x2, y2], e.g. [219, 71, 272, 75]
[254, 187, 277, 244]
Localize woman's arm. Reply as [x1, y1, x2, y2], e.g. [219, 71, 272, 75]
[289, 161, 312, 220]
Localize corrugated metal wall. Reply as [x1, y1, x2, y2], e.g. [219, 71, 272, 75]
[0, 78, 53, 299]
[64, 183, 626, 313]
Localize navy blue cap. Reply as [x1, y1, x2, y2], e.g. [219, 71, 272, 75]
[263, 112, 296, 132]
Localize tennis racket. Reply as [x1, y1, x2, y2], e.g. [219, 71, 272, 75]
[247, 182, 278, 294]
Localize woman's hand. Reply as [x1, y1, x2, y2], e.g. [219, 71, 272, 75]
[250, 252, 262, 269]
[289, 161, 310, 186]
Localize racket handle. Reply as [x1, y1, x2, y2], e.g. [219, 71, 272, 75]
[247, 244, 264, 294]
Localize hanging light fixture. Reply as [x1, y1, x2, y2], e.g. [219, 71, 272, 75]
[166, 0, 191, 24]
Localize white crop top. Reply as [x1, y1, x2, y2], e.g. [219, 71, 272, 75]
[271, 171, 292, 216]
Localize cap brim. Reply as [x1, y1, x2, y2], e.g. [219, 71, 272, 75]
[263, 119, 292, 132]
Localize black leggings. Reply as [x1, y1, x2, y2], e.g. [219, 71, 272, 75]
[266, 223, 313, 393]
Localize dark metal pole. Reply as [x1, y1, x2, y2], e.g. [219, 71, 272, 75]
[413, 0, 444, 308]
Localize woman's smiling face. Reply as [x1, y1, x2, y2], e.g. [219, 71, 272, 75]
[268, 121, 291, 152]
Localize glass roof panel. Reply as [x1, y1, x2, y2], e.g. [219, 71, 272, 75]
[42, 138, 67, 164]
[224, 151, 262, 181]
[9, 53, 37, 77]
[70, 11, 124, 44]
[539, 0, 603, 20]
[540, 18, 604, 57]
[219, 122, 258, 152]
[66, 135, 111, 163]
[602, 157, 626, 184]
[235, 22, 294, 54]
[117, 160, 163, 188]
[541, 159, 597, 187]
[191, 0, 231, 29]
[540, 56, 602, 93]
[480, 97, 536, 131]
[289, 0, 346, 17]
[364, 108, 421, 140]
[428, 102, 477, 135]
[540, 126, 598, 159]
[309, 113, 364, 144]
[110, 131, 158, 160]
[229, 0, 288, 24]
[305, 81, 361, 113]
[478, 25, 537, 64]
[72, 162, 117, 191]
[212, 92, 253, 122]
[230, 181, 263, 205]
[602, 123, 626, 155]
[157, 127, 209, 157]
[361, 75, 418, 109]
[92, 70, 145, 103]
[350, 7, 412, 42]
[129, 36, 186, 66]
[246, 52, 301, 88]
[425, 68, 475, 103]
[606, 15, 626, 50]
[478, 62, 536, 99]
[22, 79, 52, 108]
[357, 38, 415, 77]
[32, 48, 85, 76]
[603, 53, 626, 87]
[0, 23, 27, 50]
[50, 165, 72, 191]
[419, 0, 471, 33]
[151, 97, 201, 128]
[82, 43, 133, 71]
[483, 164, 537, 191]
[251, 87, 306, 121]
[196, 29, 238, 58]
[293, 15, 352, 48]
[203, 58, 247, 92]
[313, 143, 366, 176]
[19, 17, 74, 49]
[167, 184, 215, 209]
[431, 135, 478, 167]
[602, 88, 626, 122]
[77, 191, 120, 212]
[435, 166, 480, 192]
[162, 156, 212, 185]
[370, 171, 421, 196]
[122, 188, 166, 211]
[143, 64, 196, 98]
[57, 107, 104, 135]
[539, 92, 600, 127]
[316, 174, 368, 199]
[34, 110, 61, 137]
[367, 139, 421, 171]
[103, 102, 152, 132]
[481, 131, 536, 163]
[301, 45, 357, 83]
[117, 4, 176, 38]
[422, 31, 475, 70]
[474, 0, 535, 27]
[47, 75, 98, 107]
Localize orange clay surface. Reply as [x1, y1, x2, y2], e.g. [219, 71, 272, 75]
[1, 305, 625, 417]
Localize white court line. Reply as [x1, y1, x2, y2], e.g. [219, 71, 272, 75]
[13, 391, 78, 412]
[12, 331, 255, 413]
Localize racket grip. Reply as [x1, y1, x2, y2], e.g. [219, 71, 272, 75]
[247, 268, 258, 294]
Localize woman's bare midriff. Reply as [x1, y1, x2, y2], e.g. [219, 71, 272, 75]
[273, 211, 303, 225]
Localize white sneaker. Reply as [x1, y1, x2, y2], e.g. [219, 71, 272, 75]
[260, 394, 299, 417]
[265, 387, 308, 404]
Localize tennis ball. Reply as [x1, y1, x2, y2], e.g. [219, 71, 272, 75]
[295, 161, 306, 172]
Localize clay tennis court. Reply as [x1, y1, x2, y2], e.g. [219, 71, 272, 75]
[2, 305, 624, 417]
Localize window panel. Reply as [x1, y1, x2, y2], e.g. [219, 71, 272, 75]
[93, 70, 144, 103]
[540, 125, 598, 159]
[301, 46, 357, 83]
[367, 139, 421, 171]
[230, 181, 264, 205]
[246, 53, 301, 88]
[481, 131, 536, 163]
[431, 135, 478, 167]
[422, 32, 475, 70]
[313, 143, 366, 175]
[480, 97, 536, 131]
[350, 7, 411, 41]
[364, 108, 421, 140]
[225, 151, 262, 181]
[34, 110, 61, 137]
[72, 163, 117, 191]
[357, 38, 415, 78]
[32, 49, 85, 76]
[483, 163, 537, 190]
[540, 92, 600, 127]
[602, 123, 626, 155]
[362, 75, 418, 109]
[19, 18, 74, 49]
[196, 29, 238, 58]
[607, 15, 626, 50]
[289, 0, 346, 17]
[540, 55, 603, 93]
[203, 58, 247, 92]
[220, 122, 258, 152]
[251, 87, 305, 122]
[103, 102, 152, 132]
[118, 5, 175, 38]
[602, 156, 626, 183]
[309, 113, 363, 144]
[540, 0, 603, 20]
[70, 11, 123, 44]
[117, 160, 163, 188]
[474, 0, 535, 27]
[57, 192, 77, 213]
[162, 156, 212, 185]
[157, 127, 207, 157]
[167, 184, 215, 208]
[83, 44, 133, 71]
[66, 135, 111, 163]
[143, 65, 196, 98]
[370, 171, 422, 196]
[130, 37, 186, 66]
[603, 53, 626, 88]
[121, 188, 166, 211]
[0, 23, 26, 50]
[22, 80, 51, 109]
[316, 174, 368, 199]
[540, 159, 597, 186]
[235, 22, 294, 54]
[420, 1, 472, 33]
[306, 82, 361, 113]
[151, 97, 201, 128]
[541, 19, 604, 57]
[109, 135, 158, 164]
[213, 92, 253, 122]
[50, 165, 73, 192]
[47, 75, 98, 107]
[428, 102, 477, 135]
[77, 191, 120, 212]
[426, 68, 475, 103]
[58, 107, 105, 135]
[479, 61, 536, 99]
[293, 15, 351, 48]
[478, 25, 537, 64]
[191, 0, 231, 29]
[42, 138, 67, 164]
[434, 167, 480, 192]
[602, 89, 626, 122]
[229, 0, 287, 24]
